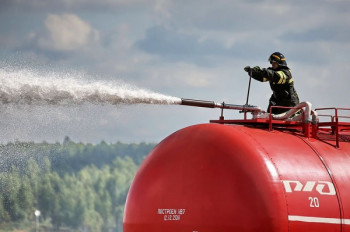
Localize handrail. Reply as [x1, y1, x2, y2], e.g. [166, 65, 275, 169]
[315, 108, 350, 120]
[315, 108, 350, 148]
[317, 114, 334, 123]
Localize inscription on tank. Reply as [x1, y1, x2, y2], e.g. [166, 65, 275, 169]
[157, 208, 186, 221]
[282, 180, 336, 195]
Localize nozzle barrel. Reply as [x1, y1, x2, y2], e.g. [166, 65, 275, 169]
[180, 98, 261, 112]
[181, 98, 218, 108]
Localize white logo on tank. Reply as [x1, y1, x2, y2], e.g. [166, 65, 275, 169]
[282, 180, 336, 195]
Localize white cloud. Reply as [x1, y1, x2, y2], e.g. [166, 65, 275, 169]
[38, 13, 99, 52]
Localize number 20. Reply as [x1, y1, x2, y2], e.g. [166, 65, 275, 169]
[309, 197, 319, 207]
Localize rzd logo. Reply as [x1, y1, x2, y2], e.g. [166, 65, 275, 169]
[282, 180, 336, 195]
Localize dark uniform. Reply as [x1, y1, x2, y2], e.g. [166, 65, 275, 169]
[245, 52, 299, 114]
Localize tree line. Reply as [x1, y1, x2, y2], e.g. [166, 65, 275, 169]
[0, 137, 155, 232]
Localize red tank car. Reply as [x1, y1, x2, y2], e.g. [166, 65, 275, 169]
[123, 100, 350, 232]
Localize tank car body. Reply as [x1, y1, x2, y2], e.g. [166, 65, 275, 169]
[123, 103, 350, 232]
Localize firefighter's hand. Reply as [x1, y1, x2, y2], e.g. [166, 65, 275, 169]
[252, 66, 261, 72]
[244, 66, 251, 72]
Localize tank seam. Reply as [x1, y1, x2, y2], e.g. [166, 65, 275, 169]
[297, 136, 344, 232]
[236, 127, 290, 232]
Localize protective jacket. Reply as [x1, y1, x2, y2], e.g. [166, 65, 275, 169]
[251, 66, 299, 114]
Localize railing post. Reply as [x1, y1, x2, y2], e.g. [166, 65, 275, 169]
[269, 106, 273, 131]
[220, 102, 224, 120]
[335, 109, 339, 148]
[304, 123, 311, 138]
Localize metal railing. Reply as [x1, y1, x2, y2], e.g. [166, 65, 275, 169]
[315, 108, 350, 148]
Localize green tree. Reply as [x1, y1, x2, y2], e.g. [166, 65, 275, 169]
[83, 209, 103, 232]
[17, 176, 35, 221]
[0, 194, 10, 222]
[0, 167, 25, 221]
[26, 158, 40, 198]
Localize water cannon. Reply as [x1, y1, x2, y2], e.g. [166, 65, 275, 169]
[179, 98, 263, 120]
[179, 98, 318, 124]
[180, 98, 261, 111]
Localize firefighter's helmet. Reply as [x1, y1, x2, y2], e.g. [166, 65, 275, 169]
[268, 52, 287, 67]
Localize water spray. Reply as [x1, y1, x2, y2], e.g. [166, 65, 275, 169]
[0, 68, 181, 107]
[0, 68, 260, 118]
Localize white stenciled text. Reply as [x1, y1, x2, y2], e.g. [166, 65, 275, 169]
[157, 208, 186, 221]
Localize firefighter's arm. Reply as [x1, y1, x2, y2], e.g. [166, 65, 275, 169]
[263, 69, 291, 84]
[244, 66, 268, 82]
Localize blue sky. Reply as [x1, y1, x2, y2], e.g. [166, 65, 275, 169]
[0, 0, 350, 143]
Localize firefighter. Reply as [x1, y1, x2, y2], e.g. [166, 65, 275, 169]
[244, 52, 299, 114]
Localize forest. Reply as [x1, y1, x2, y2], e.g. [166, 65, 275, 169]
[0, 137, 155, 232]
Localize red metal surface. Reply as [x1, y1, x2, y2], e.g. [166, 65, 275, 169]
[123, 123, 350, 232]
